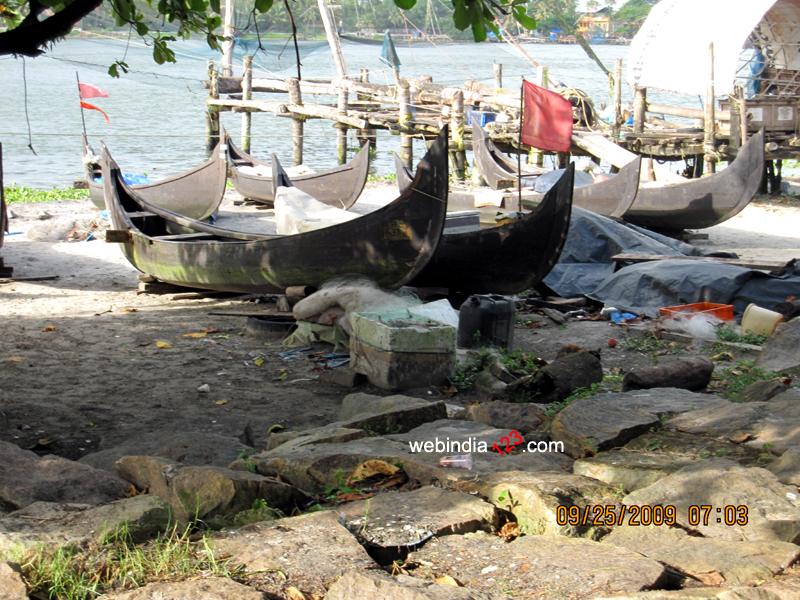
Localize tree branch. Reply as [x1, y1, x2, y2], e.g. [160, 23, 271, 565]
[0, 0, 103, 57]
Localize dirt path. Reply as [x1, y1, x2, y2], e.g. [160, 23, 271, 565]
[1, 194, 797, 462]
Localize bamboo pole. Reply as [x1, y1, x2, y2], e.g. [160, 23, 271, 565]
[317, 0, 347, 80]
[494, 63, 503, 89]
[704, 42, 717, 174]
[221, 0, 235, 77]
[287, 77, 304, 166]
[613, 58, 623, 139]
[729, 89, 741, 153]
[451, 89, 466, 180]
[646, 103, 730, 122]
[532, 67, 549, 167]
[337, 87, 349, 165]
[738, 85, 748, 144]
[205, 61, 220, 153]
[633, 87, 646, 134]
[240, 55, 253, 152]
[398, 79, 412, 170]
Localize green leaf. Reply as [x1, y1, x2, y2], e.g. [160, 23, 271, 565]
[513, 6, 537, 30]
[135, 21, 148, 36]
[471, 20, 487, 42]
[452, 0, 470, 30]
[108, 64, 119, 78]
[209, 0, 220, 14]
[393, 0, 417, 9]
[254, 0, 273, 12]
[190, 0, 205, 11]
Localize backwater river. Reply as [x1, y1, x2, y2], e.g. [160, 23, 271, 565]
[0, 36, 698, 188]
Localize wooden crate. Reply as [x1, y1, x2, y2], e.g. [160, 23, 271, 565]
[720, 97, 800, 133]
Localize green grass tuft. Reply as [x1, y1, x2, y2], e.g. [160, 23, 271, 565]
[714, 360, 778, 401]
[15, 523, 241, 600]
[715, 325, 768, 347]
[4, 186, 90, 204]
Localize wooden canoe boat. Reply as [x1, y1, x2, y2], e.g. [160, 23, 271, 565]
[624, 129, 764, 230]
[227, 136, 370, 208]
[396, 151, 639, 218]
[408, 164, 575, 294]
[102, 129, 449, 294]
[472, 122, 545, 189]
[83, 135, 227, 221]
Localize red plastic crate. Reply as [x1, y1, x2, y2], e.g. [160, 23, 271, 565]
[658, 302, 734, 321]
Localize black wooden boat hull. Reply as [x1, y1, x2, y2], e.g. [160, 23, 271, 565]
[84, 136, 227, 221]
[409, 164, 575, 294]
[227, 137, 369, 208]
[624, 130, 764, 230]
[103, 130, 449, 294]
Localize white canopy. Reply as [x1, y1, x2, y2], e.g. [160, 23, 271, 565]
[626, 0, 800, 96]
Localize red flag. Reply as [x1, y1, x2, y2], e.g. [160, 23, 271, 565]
[520, 80, 573, 153]
[80, 101, 110, 124]
[78, 82, 108, 100]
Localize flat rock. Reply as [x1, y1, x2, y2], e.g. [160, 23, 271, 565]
[595, 588, 791, 599]
[336, 486, 499, 548]
[249, 422, 572, 496]
[409, 531, 666, 599]
[624, 431, 760, 465]
[624, 459, 800, 543]
[464, 401, 546, 433]
[97, 577, 266, 599]
[757, 317, 800, 374]
[80, 431, 252, 471]
[737, 379, 791, 403]
[550, 389, 719, 458]
[574, 450, 696, 493]
[668, 401, 769, 437]
[115, 456, 305, 523]
[0, 495, 171, 556]
[603, 525, 800, 586]
[325, 570, 504, 600]
[0, 561, 27, 600]
[768, 448, 800, 486]
[263, 425, 366, 452]
[212, 511, 376, 598]
[744, 390, 800, 454]
[338, 395, 448, 435]
[0, 440, 130, 510]
[510, 350, 604, 404]
[460, 470, 619, 537]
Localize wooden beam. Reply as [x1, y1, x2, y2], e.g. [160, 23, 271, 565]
[611, 253, 787, 272]
[571, 131, 638, 169]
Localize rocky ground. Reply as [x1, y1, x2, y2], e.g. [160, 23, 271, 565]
[0, 193, 799, 599]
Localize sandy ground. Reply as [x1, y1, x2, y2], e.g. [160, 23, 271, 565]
[0, 191, 798, 462]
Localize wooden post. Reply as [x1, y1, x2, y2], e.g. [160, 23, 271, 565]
[287, 77, 304, 166]
[633, 87, 646, 134]
[240, 55, 253, 152]
[221, 0, 235, 77]
[317, 0, 348, 80]
[451, 89, 466, 180]
[729, 87, 741, 153]
[336, 87, 349, 165]
[205, 60, 220, 153]
[398, 79, 413, 169]
[704, 42, 717, 174]
[738, 84, 748, 144]
[613, 58, 623, 138]
[536, 65, 549, 88]
[358, 68, 377, 151]
[532, 67, 549, 167]
[494, 63, 503, 89]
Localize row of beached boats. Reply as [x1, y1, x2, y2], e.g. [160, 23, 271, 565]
[90, 128, 573, 295]
[83, 123, 764, 296]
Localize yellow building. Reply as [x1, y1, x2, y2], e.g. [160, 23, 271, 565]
[577, 7, 613, 38]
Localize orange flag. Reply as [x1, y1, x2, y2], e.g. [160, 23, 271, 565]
[80, 101, 110, 124]
[520, 80, 573, 153]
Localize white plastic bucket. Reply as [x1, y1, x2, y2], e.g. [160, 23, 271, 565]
[741, 303, 784, 337]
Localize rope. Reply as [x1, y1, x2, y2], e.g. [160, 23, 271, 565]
[21, 58, 38, 156]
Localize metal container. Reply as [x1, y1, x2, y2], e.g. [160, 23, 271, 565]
[457, 294, 515, 348]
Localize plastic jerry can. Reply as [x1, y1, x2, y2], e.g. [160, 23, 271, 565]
[457, 294, 515, 348]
